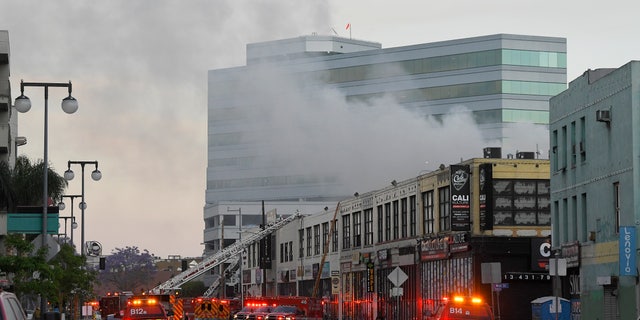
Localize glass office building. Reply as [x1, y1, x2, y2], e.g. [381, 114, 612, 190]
[204, 34, 566, 254]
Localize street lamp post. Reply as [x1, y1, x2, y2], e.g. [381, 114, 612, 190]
[64, 161, 101, 257]
[227, 207, 243, 306]
[58, 194, 82, 250]
[57, 216, 76, 244]
[14, 80, 78, 319]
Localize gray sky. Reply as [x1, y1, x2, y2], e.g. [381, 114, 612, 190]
[1, 0, 638, 258]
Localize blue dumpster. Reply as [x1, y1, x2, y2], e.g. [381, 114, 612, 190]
[531, 296, 570, 320]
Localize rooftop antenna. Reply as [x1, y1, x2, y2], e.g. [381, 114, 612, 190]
[331, 27, 338, 36]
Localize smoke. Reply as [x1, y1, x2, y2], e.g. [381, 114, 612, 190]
[1, 0, 551, 257]
[223, 62, 509, 194]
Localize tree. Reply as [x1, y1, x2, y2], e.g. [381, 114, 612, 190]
[97, 247, 157, 292]
[0, 156, 89, 312]
[0, 155, 68, 211]
[49, 243, 96, 311]
[0, 234, 54, 300]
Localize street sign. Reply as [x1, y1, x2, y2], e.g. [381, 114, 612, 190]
[387, 267, 408, 287]
[549, 258, 567, 276]
[492, 283, 509, 291]
[390, 287, 404, 297]
[32, 234, 60, 261]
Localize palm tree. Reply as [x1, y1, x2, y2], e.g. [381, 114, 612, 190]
[0, 155, 68, 212]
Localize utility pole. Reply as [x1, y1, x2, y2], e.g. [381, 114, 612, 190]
[220, 215, 225, 299]
[261, 200, 267, 296]
[227, 207, 243, 306]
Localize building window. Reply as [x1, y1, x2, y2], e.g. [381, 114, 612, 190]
[551, 130, 558, 171]
[581, 193, 587, 242]
[580, 116, 586, 162]
[222, 214, 236, 226]
[298, 229, 304, 258]
[251, 242, 256, 267]
[280, 242, 284, 263]
[364, 208, 374, 245]
[439, 187, 451, 232]
[288, 241, 293, 261]
[493, 179, 550, 226]
[342, 215, 351, 249]
[385, 203, 391, 241]
[571, 196, 578, 241]
[314, 225, 321, 255]
[401, 198, 408, 238]
[571, 121, 577, 168]
[423, 191, 434, 235]
[553, 201, 560, 245]
[409, 195, 417, 237]
[322, 222, 329, 254]
[562, 198, 568, 244]
[247, 244, 252, 268]
[353, 211, 362, 247]
[332, 219, 339, 252]
[393, 201, 399, 240]
[377, 205, 383, 243]
[561, 125, 567, 170]
[614, 182, 620, 232]
[306, 227, 312, 256]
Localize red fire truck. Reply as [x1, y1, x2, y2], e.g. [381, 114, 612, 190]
[99, 292, 134, 318]
[427, 295, 494, 320]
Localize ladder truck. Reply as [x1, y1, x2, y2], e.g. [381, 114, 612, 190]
[151, 211, 302, 295]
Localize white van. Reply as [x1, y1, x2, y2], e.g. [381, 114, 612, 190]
[0, 289, 28, 320]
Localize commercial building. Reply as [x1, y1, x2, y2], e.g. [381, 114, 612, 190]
[238, 153, 551, 319]
[0, 30, 19, 168]
[204, 33, 567, 262]
[549, 61, 640, 320]
[0, 30, 22, 253]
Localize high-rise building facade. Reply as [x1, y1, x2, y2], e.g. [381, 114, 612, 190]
[549, 62, 640, 320]
[204, 34, 566, 256]
[0, 30, 19, 168]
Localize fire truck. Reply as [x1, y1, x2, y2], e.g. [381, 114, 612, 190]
[426, 295, 494, 320]
[241, 296, 323, 320]
[99, 292, 134, 317]
[191, 297, 240, 320]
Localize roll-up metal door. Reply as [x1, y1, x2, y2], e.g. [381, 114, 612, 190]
[603, 284, 619, 320]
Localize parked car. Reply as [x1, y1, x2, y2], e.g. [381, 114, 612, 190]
[0, 289, 27, 320]
[233, 306, 257, 320]
[264, 305, 305, 320]
[245, 305, 274, 320]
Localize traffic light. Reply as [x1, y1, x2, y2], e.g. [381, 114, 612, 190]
[99, 257, 106, 270]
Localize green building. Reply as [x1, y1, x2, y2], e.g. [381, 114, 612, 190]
[549, 61, 640, 319]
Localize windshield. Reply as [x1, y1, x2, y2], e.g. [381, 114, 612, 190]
[271, 306, 297, 313]
[254, 306, 272, 313]
[239, 307, 255, 313]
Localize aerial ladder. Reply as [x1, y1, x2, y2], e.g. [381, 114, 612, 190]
[151, 211, 302, 294]
[202, 256, 239, 297]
